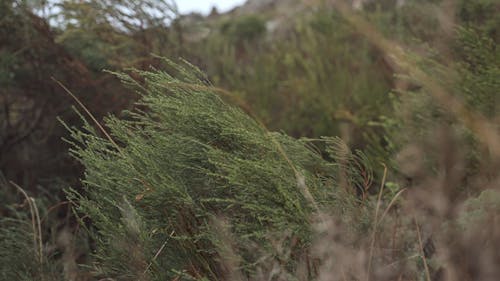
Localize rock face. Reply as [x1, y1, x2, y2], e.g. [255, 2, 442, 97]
[233, 0, 307, 36]
[178, 0, 304, 43]
[236, 0, 303, 15]
[177, 13, 212, 42]
[237, 0, 277, 13]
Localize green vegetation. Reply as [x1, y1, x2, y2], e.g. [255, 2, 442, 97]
[1, 0, 499, 280]
[64, 60, 367, 279]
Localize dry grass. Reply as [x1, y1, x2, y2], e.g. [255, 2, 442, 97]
[10, 181, 44, 280]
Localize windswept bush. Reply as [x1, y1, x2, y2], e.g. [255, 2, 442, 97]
[64, 60, 371, 280]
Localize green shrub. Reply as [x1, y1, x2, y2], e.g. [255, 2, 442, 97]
[220, 15, 266, 43]
[64, 59, 367, 280]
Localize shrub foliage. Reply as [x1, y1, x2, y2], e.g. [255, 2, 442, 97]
[64, 60, 367, 280]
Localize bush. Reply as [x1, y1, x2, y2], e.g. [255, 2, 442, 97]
[64, 60, 368, 280]
[220, 15, 266, 43]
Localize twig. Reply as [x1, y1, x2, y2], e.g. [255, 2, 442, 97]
[142, 230, 175, 275]
[367, 163, 388, 281]
[414, 217, 432, 281]
[51, 77, 122, 154]
[376, 188, 407, 228]
[41, 201, 70, 224]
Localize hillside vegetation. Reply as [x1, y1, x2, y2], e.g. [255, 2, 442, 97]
[0, 0, 499, 280]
